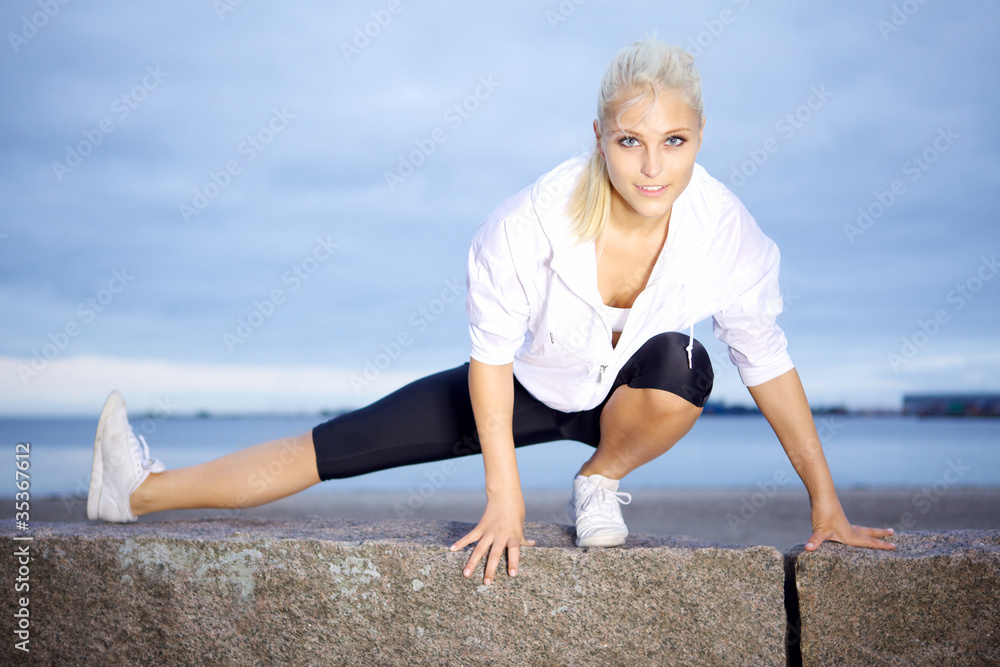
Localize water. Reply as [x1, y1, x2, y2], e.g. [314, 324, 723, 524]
[2, 415, 998, 499]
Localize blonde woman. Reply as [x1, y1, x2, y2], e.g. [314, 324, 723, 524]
[88, 38, 895, 587]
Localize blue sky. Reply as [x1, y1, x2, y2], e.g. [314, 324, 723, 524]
[1, 1, 998, 416]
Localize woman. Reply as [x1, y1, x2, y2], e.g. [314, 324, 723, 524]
[88, 39, 895, 587]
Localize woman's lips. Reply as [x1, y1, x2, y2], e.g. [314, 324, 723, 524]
[636, 185, 667, 197]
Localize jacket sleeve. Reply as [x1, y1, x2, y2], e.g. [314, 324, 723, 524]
[711, 195, 795, 386]
[466, 216, 531, 365]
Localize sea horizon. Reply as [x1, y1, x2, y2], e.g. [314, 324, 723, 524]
[3, 413, 998, 497]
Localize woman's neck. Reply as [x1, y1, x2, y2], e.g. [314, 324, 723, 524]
[607, 191, 672, 241]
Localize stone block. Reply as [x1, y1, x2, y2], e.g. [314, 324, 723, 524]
[790, 530, 1000, 666]
[0, 518, 785, 666]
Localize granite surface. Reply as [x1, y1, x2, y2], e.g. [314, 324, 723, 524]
[0, 518, 786, 666]
[791, 530, 1000, 666]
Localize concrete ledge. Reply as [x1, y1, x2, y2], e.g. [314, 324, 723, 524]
[1, 518, 785, 666]
[789, 530, 1000, 666]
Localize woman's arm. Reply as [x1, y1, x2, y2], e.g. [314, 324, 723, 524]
[449, 359, 535, 584]
[747, 368, 896, 551]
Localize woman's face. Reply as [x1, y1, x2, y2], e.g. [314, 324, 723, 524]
[596, 87, 704, 229]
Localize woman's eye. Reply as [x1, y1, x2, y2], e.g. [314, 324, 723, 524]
[665, 136, 686, 147]
[618, 136, 640, 147]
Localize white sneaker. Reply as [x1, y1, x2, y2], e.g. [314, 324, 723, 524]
[87, 390, 165, 522]
[566, 473, 632, 547]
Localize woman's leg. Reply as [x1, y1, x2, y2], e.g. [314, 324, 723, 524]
[578, 331, 714, 478]
[131, 432, 319, 516]
[577, 385, 702, 480]
[124, 364, 564, 518]
[561, 332, 714, 546]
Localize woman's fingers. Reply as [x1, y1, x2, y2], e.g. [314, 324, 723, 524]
[848, 524, 896, 550]
[452, 532, 534, 583]
[857, 525, 895, 539]
[805, 524, 896, 552]
[484, 540, 505, 585]
[506, 541, 519, 578]
[451, 499, 534, 583]
[462, 535, 491, 578]
[450, 526, 483, 553]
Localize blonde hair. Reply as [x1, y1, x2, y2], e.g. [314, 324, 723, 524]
[568, 39, 703, 243]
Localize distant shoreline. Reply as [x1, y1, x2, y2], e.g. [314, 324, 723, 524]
[3, 408, 998, 420]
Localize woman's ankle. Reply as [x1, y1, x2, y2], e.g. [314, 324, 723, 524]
[128, 471, 163, 516]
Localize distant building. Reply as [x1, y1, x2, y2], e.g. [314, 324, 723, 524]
[902, 394, 1000, 417]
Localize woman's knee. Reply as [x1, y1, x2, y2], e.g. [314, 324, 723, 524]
[601, 385, 702, 436]
[626, 332, 714, 407]
[635, 386, 704, 424]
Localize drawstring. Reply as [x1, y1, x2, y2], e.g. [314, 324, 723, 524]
[687, 324, 693, 370]
[684, 286, 694, 369]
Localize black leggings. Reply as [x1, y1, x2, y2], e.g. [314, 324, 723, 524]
[312, 332, 714, 481]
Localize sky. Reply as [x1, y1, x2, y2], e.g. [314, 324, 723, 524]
[1, 0, 998, 416]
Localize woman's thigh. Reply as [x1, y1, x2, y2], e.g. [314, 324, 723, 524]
[557, 332, 715, 447]
[312, 364, 567, 480]
[312, 333, 713, 480]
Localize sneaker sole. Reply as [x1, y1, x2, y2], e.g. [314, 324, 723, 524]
[568, 500, 628, 548]
[576, 533, 627, 548]
[87, 390, 123, 521]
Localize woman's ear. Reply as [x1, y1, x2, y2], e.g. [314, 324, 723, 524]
[593, 119, 604, 158]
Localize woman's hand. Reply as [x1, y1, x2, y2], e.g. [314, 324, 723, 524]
[450, 494, 535, 585]
[804, 503, 896, 552]
[747, 371, 896, 553]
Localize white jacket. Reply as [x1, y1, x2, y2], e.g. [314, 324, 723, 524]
[466, 154, 794, 413]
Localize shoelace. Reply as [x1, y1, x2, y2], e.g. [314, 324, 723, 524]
[578, 486, 632, 514]
[130, 429, 165, 473]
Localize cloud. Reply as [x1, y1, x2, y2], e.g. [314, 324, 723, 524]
[0, 354, 425, 416]
[2, 1, 999, 413]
